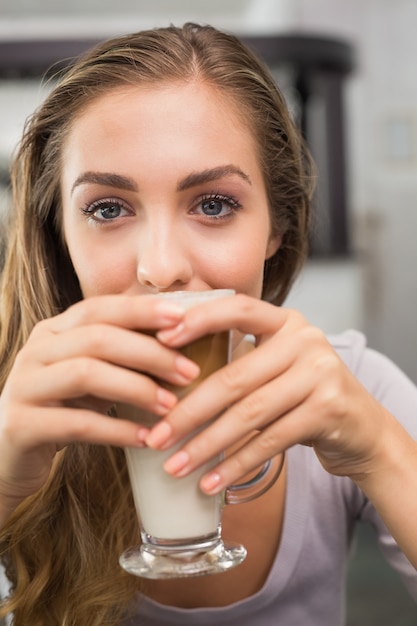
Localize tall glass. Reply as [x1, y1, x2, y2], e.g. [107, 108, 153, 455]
[118, 290, 282, 579]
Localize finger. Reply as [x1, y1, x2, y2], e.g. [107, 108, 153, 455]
[199, 386, 331, 494]
[198, 417, 302, 494]
[5, 404, 146, 450]
[161, 362, 312, 478]
[198, 367, 375, 491]
[145, 329, 303, 449]
[47, 294, 186, 334]
[156, 295, 304, 346]
[28, 323, 200, 387]
[16, 357, 178, 416]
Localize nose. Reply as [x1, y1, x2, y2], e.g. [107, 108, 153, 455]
[136, 220, 193, 291]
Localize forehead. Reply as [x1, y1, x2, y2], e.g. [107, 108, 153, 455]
[62, 81, 262, 184]
[67, 81, 253, 142]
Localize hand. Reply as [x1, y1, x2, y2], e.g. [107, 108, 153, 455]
[145, 294, 392, 494]
[0, 295, 199, 520]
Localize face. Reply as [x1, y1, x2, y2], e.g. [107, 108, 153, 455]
[61, 81, 280, 299]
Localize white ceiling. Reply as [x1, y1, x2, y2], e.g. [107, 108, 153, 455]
[1, 0, 248, 14]
[0, 0, 300, 40]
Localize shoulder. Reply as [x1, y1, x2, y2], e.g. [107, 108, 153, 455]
[328, 329, 417, 438]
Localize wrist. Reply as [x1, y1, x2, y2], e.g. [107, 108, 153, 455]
[352, 414, 417, 506]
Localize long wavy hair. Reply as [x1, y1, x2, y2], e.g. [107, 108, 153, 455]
[0, 23, 314, 624]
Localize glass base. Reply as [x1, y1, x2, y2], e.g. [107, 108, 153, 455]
[119, 539, 247, 579]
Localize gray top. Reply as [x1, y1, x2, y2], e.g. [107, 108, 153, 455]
[122, 330, 417, 625]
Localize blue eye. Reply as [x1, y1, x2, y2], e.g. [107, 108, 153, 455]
[96, 202, 122, 220]
[202, 198, 224, 216]
[193, 193, 242, 220]
[81, 198, 131, 222]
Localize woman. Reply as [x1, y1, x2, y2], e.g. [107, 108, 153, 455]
[0, 23, 416, 625]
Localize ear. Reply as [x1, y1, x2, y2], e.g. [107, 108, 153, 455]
[265, 233, 282, 260]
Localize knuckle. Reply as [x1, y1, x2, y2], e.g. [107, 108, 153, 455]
[31, 317, 52, 336]
[12, 345, 29, 369]
[299, 323, 327, 346]
[314, 351, 341, 378]
[300, 337, 351, 417]
[255, 429, 280, 454]
[235, 392, 267, 426]
[234, 293, 258, 318]
[313, 371, 348, 416]
[217, 360, 247, 394]
[285, 307, 308, 326]
[85, 324, 109, 352]
[66, 297, 98, 325]
[68, 413, 94, 439]
[0, 404, 22, 441]
[63, 357, 95, 389]
[23, 318, 54, 350]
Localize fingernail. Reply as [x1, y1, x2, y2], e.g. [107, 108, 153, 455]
[163, 450, 190, 475]
[156, 387, 177, 410]
[136, 427, 150, 443]
[175, 355, 200, 380]
[145, 421, 172, 448]
[157, 323, 185, 343]
[200, 472, 222, 494]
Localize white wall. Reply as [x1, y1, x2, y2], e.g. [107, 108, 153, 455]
[289, 0, 417, 382]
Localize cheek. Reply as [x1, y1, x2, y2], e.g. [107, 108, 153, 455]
[69, 244, 135, 297]
[200, 240, 266, 298]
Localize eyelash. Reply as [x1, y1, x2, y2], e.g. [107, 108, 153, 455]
[80, 197, 132, 222]
[79, 192, 242, 223]
[191, 192, 242, 221]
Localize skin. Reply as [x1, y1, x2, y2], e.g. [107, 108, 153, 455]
[0, 80, 416, 606]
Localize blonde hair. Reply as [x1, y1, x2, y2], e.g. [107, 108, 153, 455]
[0, 23, 314, 623]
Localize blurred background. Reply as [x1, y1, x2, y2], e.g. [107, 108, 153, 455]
[0, 1, 416, 624]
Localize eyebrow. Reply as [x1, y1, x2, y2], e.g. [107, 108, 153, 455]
[70, 171, 138, 195]
[177, 165, 251, 191]
[70, 164, 251, 196]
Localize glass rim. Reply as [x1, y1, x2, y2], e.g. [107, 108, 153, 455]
[153, 289, 235, 300]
